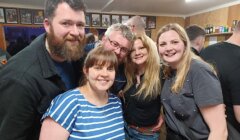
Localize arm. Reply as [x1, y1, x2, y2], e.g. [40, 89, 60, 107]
[233, 105, 240, 123]
[152, 114, 164, 132]
[199, 104, 228, 140]
[40, 117, 70, 140]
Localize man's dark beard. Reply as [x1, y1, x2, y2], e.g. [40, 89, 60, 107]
[47, 26, 85, 61]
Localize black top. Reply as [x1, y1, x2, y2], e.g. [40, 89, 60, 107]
[0, 33, 81, 140]
[123, 75, 161, 127]
[201, 41, 240, 132]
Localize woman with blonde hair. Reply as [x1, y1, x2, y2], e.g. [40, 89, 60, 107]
[123, 34, 163, 139]
[156, 23, 227, 140]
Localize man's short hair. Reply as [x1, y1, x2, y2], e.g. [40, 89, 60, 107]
[44, 0, 86, 21]
[105, 23, 135, 44]
[185, 24, 206, 41]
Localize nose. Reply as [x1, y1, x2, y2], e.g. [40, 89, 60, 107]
[113, 47, 121, 55]
[70, 25, 81, 36]
[135, 49, 140, 55]
[165, 44, 173, 51]
[101, 68, 109, 76]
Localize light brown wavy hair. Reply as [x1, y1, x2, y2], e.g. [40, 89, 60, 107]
[156, 23, 215, 93]
[123, 34, 161, 100]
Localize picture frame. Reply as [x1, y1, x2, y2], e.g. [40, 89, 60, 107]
[20, 9, 32, 24]
[101, 14, 111, 28]
[141, 16, 147, 28]
[32, 9, 44, 24]
[5, 8, 18, 24]
[121, 15, 129, 24]
[0, 8, 5, 23]
[147, 16, 156, 29]
[91, 13, 100, 27]
[85, 13, 91, 26]
[111, 15, 120, 24]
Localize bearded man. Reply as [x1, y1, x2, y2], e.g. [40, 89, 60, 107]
[0, 0, 86, 140]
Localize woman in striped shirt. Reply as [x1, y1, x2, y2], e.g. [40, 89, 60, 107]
[40, 46, 125, 140]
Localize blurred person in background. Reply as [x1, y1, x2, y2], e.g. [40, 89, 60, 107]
[201, 20, 240, 132]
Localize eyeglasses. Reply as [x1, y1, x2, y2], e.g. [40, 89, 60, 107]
[107, 37, 129, 54]
[127, 24, 135, 28]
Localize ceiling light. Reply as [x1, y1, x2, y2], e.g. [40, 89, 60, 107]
[186, 0, 195, 2]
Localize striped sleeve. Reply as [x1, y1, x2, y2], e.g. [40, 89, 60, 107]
[42, 89, 80, 132]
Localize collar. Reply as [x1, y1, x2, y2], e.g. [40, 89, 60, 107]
[191, 47, 200, 56]
[36, 33, 59, 78]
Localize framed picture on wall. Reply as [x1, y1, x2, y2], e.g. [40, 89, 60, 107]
[141, 16, 147, 28]
[101, 14, 111, 28]
[147, 16, 156, 29]
[0, 8, 5, 23]
[32, 10, 44, 24]
[111, 15, 120, 24]
[5, 8, 18, 24]
[121, 15, 129, 24]
[91, 13, 100, 27]
[85, 13, 91, 26]
[20, 9, 32, 24]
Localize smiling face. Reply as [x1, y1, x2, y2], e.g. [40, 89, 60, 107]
[44, 2, 86, 61]
[157, 30, 185, 69]
[131, 39, 148, 66]
[102, 30, 131, 63]
[84, 63, 115, 92]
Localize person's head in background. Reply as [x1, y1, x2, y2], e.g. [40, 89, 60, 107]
[101, 23, 135, 64]
[185, 24, 206, 55]
[125, 15, 146, 36]
[89, 28, 99, 41]
[44, 0, 86, 62]
[85, 32, 95, 44]
[227, 20, 240, 45]
[81, 45, 118, 91]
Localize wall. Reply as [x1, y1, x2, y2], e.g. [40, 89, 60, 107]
[1, 3, 240, 50]
[0, 25, 6, 50]
[151, 16, 185, 41]
[186, 7, 229, 27]
[186, 4, 240, 27]
[227, 4, 240, 26]
[185, 4, 240, 46]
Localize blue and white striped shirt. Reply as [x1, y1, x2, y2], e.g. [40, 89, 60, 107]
[42, 89, 125, 140]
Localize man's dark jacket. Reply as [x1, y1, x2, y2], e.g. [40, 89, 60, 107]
[0, 33, 81, 140]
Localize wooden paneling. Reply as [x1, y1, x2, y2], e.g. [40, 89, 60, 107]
[185, 17, 190, 27]
[188, 7, 229, 27]
[227, 4, 240, 27]
[0, 25, 5, 50]
[151, 16, 185, 41]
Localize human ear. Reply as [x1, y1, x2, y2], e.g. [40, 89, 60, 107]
[83, 66, 88, 75]
[43, 18, 51, 34]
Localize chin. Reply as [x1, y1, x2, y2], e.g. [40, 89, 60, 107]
[96, 86, 111, 92]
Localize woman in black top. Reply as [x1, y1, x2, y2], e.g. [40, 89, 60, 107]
[122, 34, 163, 140]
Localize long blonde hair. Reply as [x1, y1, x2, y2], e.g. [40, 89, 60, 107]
[156, 23, 215, 93]
[124, 34, 161, 100]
